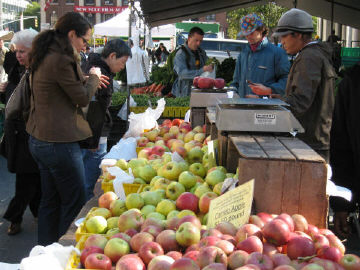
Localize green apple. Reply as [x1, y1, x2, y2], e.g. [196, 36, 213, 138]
[88, 208, 112, 219]
[133, 177, 147, 184]
[147, 211, 166, 220]
[208, 166, 227, 175]
[86, 216, 108, 234]
[116, 159, 128, 170]
[150, 159, 163, 171]
[153, 177, 171, 190]
[205, 170, 226, 187]
[166, 181, 185, 200]
[178, 161, 189, 172]
[125, 193, 144, 209]
[158, 161, 183, 181]
[140, 191, 162, 206]
[189, 163, 206, 178]
[201, 145, 208, 153]
[226, 173, 235, 178]
[155, 189, 166, 199]
[190, 182, 202, 193]
[194, 183, 212, 198]
[184, 131, 195, 143]
[150, 176, 163, 186]
[132, 166, 141, 178]
[187, 148, 204, 164]
[141, 204, 156, 217]
[203, 213, 209, 225]
[106, 227, 120, 237]
[143, 186, 151, 192]
[213, 182, 224, 195]
[162, 153, 172, 163]
[104, 238, 130, 262]
[175, 221, 201, 247]
[194, 132, 206, 143]
[146, 142, 155, 147]
[167, 210, 180, 220]
[156, 199, 176, 216]
[107, 216, 120, 229]
[178, 171, 197, 189]
[177, 209, 196, 218]
[109, 199, 127, 216]
[138, 165, 157, 183]
[128, 158, 148, 170]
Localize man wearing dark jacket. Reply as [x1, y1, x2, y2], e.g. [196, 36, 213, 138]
[82, 39, 131, 200]
[271, 9, 336, 162]
[330, 63, 360, 238]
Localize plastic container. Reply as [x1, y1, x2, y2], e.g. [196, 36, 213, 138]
[74, 207, 107, 242]
[101, 181, 148, 195]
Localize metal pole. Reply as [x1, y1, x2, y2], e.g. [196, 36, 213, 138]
[126, 1, 134, 126]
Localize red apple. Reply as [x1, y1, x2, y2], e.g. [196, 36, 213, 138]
[246, 252, 274, 270]
[262, 219, 291, 246]
[185, 244, 200, 253]
[80, 246, 104, 266]
[289, 260, 308, 270]
[199, 192, 218, 214]
[339, 254, 360, 270]
[236, 223, 263, 242]
[291, 214, 308, 232]
[276, 213, 295, 232]
[214, 78, 225, 89]
[111, 232, 131, 243]
[170, 257, 200, 270]
[138, 241, 164, 265]
[201, 228, 223, 238]
[257, 212, 273, 224]
[271, 253, 291, 267]
[166, 251, 183, 261]
[220, 234, 236, 245]
[249, 215, 265, 228]
[147, 255, 174, 270]
[178, 215, 202, 229]
[310, 257, 338, 270]
[199, 236, 221, 248]
[312, 233, 330, 251]
[125, 228, 139, 237]
[84, 234, 108, 250]
[237, 235, 264, 254]
[307, 224, 320, 238]
[286, 236, 316, 260]
[156, 230, 181, 252]
[215, 221, 237, 236]
[176, 192, 199, 213]
[116, 257, 145, 270]
[85, 253, 112, 270]
[197, 246, 228, 269]
[228, 250, 249, 270]
[141, 225, 163, 238]
[319, 229, 335, 237]
[152, 145, 165, 156]
[162, 119, 172, 127]
[326, 234, 346, 255]
[172, 119, 183, 127]
[166, 217, 180, 231]
[202, 263, 227, 270]
[317, 246, 343, 263]
[183, 250, 200, 263]
[263, 242, 281, 257]
[130, 232, 154, 252]
[215, 239, 235, 255]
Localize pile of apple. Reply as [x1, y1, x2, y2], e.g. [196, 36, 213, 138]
[79, 210, 359, 270]
[193, 77, 226, 90]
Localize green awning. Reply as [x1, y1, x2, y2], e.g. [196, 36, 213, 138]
[175, 22, 219, 33]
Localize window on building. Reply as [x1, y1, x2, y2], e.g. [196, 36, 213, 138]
[104, 0, 114, 5]
[205, 14, 216, 21]
[85, 0, 95, 5]
[85, 13, 96, 25]
[66, 0, 75, 4]
[122, 0, 129, 5]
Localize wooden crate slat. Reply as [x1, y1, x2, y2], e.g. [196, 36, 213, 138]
[253, 136, 295, 160]
[279, 137, 324, 162]
[231, 135, 268, 159]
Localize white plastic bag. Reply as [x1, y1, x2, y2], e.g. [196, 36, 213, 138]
[106, 166, 134, 200]
[200, 65, 216, 79]
[103, 137, 137, 160]
[118, 95, 137, 121]
[124, 98, 166, 138]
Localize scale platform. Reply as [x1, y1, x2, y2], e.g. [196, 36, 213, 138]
[190, 87, 239, 107]
[215, 98, 304, 134]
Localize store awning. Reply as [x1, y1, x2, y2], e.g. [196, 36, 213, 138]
[139, 0, 360, 30]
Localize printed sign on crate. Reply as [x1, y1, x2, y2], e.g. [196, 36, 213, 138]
[207, 179, 254, 228]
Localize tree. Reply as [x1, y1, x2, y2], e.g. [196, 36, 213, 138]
[23, 2, 40, 31]
[227, 2, 288, 40]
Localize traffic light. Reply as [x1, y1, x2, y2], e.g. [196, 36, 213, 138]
[34, 18, 38, 28]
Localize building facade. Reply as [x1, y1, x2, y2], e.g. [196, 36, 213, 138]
[0, 0, 30, 31]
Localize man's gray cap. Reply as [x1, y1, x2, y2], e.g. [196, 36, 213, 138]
[273, 8, 314, 37]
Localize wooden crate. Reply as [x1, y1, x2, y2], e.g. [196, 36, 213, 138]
[191, 107, 206, 128]
[227, 135, 328, 228]
[205, 112, 217, 139]
[217, 130, 243, 167]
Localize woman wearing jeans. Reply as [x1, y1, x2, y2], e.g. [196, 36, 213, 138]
[27, 12, 107, 245]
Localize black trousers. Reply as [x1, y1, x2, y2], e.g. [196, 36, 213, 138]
[3, 172, 42, 224]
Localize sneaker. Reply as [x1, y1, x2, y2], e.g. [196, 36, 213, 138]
[7, 223, 21, 235]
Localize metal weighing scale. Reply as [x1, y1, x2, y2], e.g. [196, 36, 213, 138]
[215, 98, 304, 135]
[190, 87, 240, 107]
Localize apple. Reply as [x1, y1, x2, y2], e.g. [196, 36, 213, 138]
[176, 221, 201, 247]
[228, 250, 249, 270]
[107, 216, 120, 229]
[317, 246, 342, 263]
[162, 119, 172, 127]
[214, 78, 225, 89]
[257, 212, 273, 224]
[189, 163, 206, 178]
[215, 239, 235, 255]
[115, 257, 145, 270]
[291, 214, 308, 232]
[128, 158, 148, 170]
[177, 133, 185, 141]
[147, 255, 174, 270]
[138, 165, 157, 183]
[153, 178, 172, 190]
[155, 139, 166, 146]
[236, 223, 263, 242]
[104, 238, 130, 263]
[326, 234, 346, 255]
[141, 217, 165, 230]
[246, 252, 273, 270]
[147, 212, 166, 220]
[272, 253, 291, 267]
[166, 217, 180, 231]
[173, 146, 187, 158]
[286, 236, 316, 260]
[118, 209, 144, 232]
[84, 234, 108, 250]
[170, 257, 200, 270]
[125, 193, 144, 209]
[197, 246, 228, 269]
[125, 228, 138, 237]
[138, 241, 164, 265]
[158, 162, 183, 181]
[213, 182, 223, 196]
[205, 170, 226, 187]
[199, 192, 218, 214]
[263, 242, 281, 257]
[300, 263, 325, 270]
[289, 260, 308, 270]
[236, 235, 263, 254]
[180, 122, 192, 133]
[171, 139, 185, 150]
[215, 221, 237, 236]
[141, 205, 156, 218]
[194, 183, 212, 198]
[144, 129, 160, 142]
[167, 210, 180, 220]
[88, 208, 112, 219]
[106, 228, 120, 237]
[134, 177, 147, 184]
[166, 182, 186, 200]
[85, 253, 112, 270]
[169, 126, 180, 135]
[86, 216, 107, 234]
[262, 219, 291, 246]
[138, 137, 150, 147]
[187, 148, 204, 164]
[312, 233, 330, 251]
[184, 131, 196, 143]
[164, 133, 177, 142]
[98, 191, 118, 209]
[116, 158, 128, 170]
[156, 229, 181, 252]
[220, 234, 236, 245]
[183, 250, 200, 262]
[146, 142, 155, 148]
[193, 125, 203, 133]
[307, 224, 320, 238]
[178, 215, 202, 229]
[138, 148, 153, 159]
[179, 171, 198, 189]
[130, 231, 154, 252]
[276, 213, 295, 232]
[166, 251, 182, 261]
[80, 246, 104, 266]
[236, 265, 261, 270]
[274, 266, 296, 270]
[339, 254, 360, 270]
[157, 199, 176, 216]
[198, 236, 221, 248]
[202, 263, 227, 270]
[111, 232, 131, 243]
[176, 192, 199, 213]
[309, 257, 338, 270]
[194, 133, 206, 143]
[201, 228, 223, 238]
[141, 191, 162, 206]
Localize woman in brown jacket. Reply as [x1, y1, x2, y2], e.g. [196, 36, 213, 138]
[27, 12, 106, 245]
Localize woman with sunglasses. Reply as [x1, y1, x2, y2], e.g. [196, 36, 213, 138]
[27, 12, 108, 245]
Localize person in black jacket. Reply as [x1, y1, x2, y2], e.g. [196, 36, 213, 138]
[1, 29, 41, 236]
[330, 62, 360, 238]
[82, 39, 131, 200]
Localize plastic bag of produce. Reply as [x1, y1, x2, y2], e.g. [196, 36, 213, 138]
[124, 98, 165, 138]
[118, 95, 137, 121]
[103, 137, 137, 160]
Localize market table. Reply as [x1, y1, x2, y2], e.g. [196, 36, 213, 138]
[58, 181, 102, 247]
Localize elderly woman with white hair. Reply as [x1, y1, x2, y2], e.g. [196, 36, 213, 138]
[1, 29, 41, 235]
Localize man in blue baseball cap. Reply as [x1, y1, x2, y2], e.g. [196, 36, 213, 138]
[230, 13, 290, 98]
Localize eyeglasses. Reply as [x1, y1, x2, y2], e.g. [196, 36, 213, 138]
[80, 36, 89, 46]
